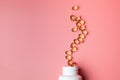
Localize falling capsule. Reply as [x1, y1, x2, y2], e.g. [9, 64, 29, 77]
[79, 34, 85, 39]
[72, 5, 79, 11]
[70, 15, 76, 21]
[65, 50, 73, 55]
[80, 25, 86, 30]
[65, 55, 73, 60]
[80, 20, 85, 25]
[71, 62, 77, 66]
[74, 39, 80, 45]
[71, 26, 78, 32]
[70, 43, 77, 48]
[82, 30, 88, 36]
[76, 21, 81, 27]
[71, 47, 78, 52]
[78, 37, 84, 43]
[75, 16, 81, 21]
[68, 60, 74, 66]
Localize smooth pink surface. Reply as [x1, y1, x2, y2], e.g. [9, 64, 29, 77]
[0, 0, 120, 80]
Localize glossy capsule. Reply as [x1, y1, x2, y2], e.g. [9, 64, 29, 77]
[77, 37, 84, 43]
[76, 21, 81, 27]
[68, 60, 77, 66]
[72, 5, 79, 11]
[74, 39, 80, 45]
[71, 62, 77, 66]
[75, 16, 81, 21]
[68, 60, 74, 66]
[80, 20, 85, 25]
[79, 34, 85, 39]
[70, 43, 77, 48]
[82, 30, 88, 36]
[65, 55, 73, 60]
[71, 26, 78, 32]
[71, 47, 78, 52]
[65, 50, 73, 55]
[79, 25, 86, 30]
[70, 15, 76, 21]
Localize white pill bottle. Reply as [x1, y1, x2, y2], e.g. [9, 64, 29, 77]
[59, 66, 82, 80]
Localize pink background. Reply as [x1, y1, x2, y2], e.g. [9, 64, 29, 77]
[0, 0, 120, 80]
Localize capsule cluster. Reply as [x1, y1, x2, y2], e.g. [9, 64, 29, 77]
[65, 5, 88, 66]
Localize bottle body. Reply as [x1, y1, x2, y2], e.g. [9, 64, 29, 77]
[59, 66, 82, 80]
[59, 75, 81, 80]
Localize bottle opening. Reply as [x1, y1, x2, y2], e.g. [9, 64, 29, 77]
[62, 66, 78, 75]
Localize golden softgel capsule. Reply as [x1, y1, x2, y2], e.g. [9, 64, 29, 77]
[65, 50, 73, 55]
[70, 15, 76, 21]
[72, 5, 79, 11]
[71, 27, 78, 32]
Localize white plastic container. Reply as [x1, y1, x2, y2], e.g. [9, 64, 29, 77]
[59, 66, 82, 80]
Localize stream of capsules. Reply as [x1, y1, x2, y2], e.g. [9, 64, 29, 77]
[65, 5, 88, 66]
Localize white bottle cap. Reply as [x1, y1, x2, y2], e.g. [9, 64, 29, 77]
[62, 66, 78, 75]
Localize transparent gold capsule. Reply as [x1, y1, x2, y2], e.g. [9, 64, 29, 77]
[71, 47, 78, 52]
[79, 25, 86, 30]
[82, 30, 88, 36]
[70, 43, 77, 48]
[65, 55, 73, 60]
[70, 15, 76, 21]
[78, 37, 84, 43]
[72, 5, 79, 11]
[71, 62, 77, 66]
[68, 60, 74, 66]
[65, 50, 73, 55]
[71, 26, 78, 32]
[79, 34, 85, 39]
[76, 21, 81, 27]
[80, 20, 85, 25]
[74, 39, 80, 45]
[75, 16, 81, 21]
